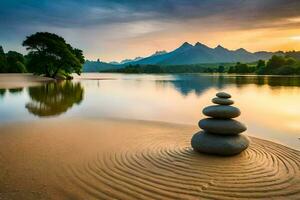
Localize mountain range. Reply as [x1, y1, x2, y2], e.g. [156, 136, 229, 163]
[128, 42, 280, 65]
[83, 42, 282, 72]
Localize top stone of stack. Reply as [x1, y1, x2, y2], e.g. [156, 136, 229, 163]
[212, 92, 234, 106]
[216, 92, 231, 99]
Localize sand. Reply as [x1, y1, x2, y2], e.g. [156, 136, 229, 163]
[0, 118, 299, 200]
[0, 74, 53, 89]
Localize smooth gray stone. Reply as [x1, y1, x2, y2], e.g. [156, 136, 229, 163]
[203, 105, 240, 118]
[216, 92, 231, 99]
[191, 131, 250, 156]
[198, 118, 247, 135]
[212, 97, 234, 105]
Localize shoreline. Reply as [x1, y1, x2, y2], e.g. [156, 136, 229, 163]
[0, 118, 299, 199]
[1, 117, 299, 152]
[0, 73, 54, 89]
[98, 71, 300, 77]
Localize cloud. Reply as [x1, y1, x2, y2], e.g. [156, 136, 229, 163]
[1, 0, 300, 60]
[1, 0, 300, 29]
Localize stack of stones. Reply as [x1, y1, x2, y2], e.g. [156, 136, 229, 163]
[191, 92, 250, 156]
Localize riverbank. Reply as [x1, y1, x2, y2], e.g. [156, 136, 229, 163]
[0, 74, 54, 89]
[0, 118, 299, 199]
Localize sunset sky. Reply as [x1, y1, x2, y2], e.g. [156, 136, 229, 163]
[1, 0, 300, 62]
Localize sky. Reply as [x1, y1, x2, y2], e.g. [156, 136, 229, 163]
[1, 0, 300, 62]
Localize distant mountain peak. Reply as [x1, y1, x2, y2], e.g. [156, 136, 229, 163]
[195, 42, 203, 46]
[235, 48, 248, 53]
[215, 45, 225, 49]
[194, 42, 210, 49]
[152, 50, 167, 56]
[112, 42, 275, 66]
[120, 56, 143, 64]
[175, 42, 194, 52]
[180, 42, 193, 48]
[215, 45, 230, 52]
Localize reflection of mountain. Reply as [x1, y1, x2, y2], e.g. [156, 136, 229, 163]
[156, 75, 300, 96]
[157, 75, 225, 96]
[26, 81, 84, 117]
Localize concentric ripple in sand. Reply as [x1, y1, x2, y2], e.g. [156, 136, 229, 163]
[63, 128, 300, 199]
[0, 119, 299, 199]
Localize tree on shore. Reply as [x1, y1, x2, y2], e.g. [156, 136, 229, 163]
[23, 32, 84, 78]
[263, 55, 299, 75]
[217, 65, 225, 73]
[0, 46, 7, 72]
[6, 51, 27, 73]
[0, 46, 27, 73]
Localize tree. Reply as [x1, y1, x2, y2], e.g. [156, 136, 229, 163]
[6, 51, 27, 73]
[266, 55, 286, 70]
[256, 60, 265, 69]
[255, 60, 266, 74]
[285, 56, 297, 66]
[285, 51, 300, 60]
[22, 32, 84, 78]
[235, 62, 250, 73]
[0, 46, 7, 73]
[227, 66, 235, 73]
[217, 65, 225, 73]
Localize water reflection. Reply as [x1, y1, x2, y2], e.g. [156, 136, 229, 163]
[0, 88, 5, 98]
[26, 81, 84, 117]
[0, 73, 299, 150]
[158, 76, 226, 96]
[156, 75, 300, 96]
[8, 88, 23, 94]
[229, 76, 300, 87]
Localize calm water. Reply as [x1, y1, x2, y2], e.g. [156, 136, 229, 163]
[0, 73, 300, 150]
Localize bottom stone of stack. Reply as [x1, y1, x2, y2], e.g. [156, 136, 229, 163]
[191, 131, 250, 156]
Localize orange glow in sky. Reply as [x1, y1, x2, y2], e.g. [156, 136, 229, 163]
[1, 1, 300, 62]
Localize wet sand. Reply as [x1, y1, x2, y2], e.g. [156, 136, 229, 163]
[0, 74, 53, 89]
[0, 118, 299, 200]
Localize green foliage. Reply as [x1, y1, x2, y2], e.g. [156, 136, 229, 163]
[227, 66, 235, 73]
[217, 65, 225, 73]
[227, 62, 256, 74]
[285, 51, 300, 60]
[14, 61, 27, 73]
[103, 64, 221, 74]
[262, 55, 300, 75]
[104, 53, 300, 75]
[0, 46, 7, 72]
[257, 60, 265, 68]
[226, 56, 300, 75]
[0, 46, 27, 73]
[266, 55, 286, 70]
[23, 32, 84, 78]
[255, 60, 266, 74]
[6, 51, 27, 73]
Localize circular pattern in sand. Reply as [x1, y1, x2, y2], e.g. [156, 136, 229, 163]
[66, 137, 300, 200]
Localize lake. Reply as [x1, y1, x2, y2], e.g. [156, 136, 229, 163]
[0, 73, 299, 150]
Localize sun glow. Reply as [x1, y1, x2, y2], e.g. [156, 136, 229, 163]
[290, 35, 300, 41]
